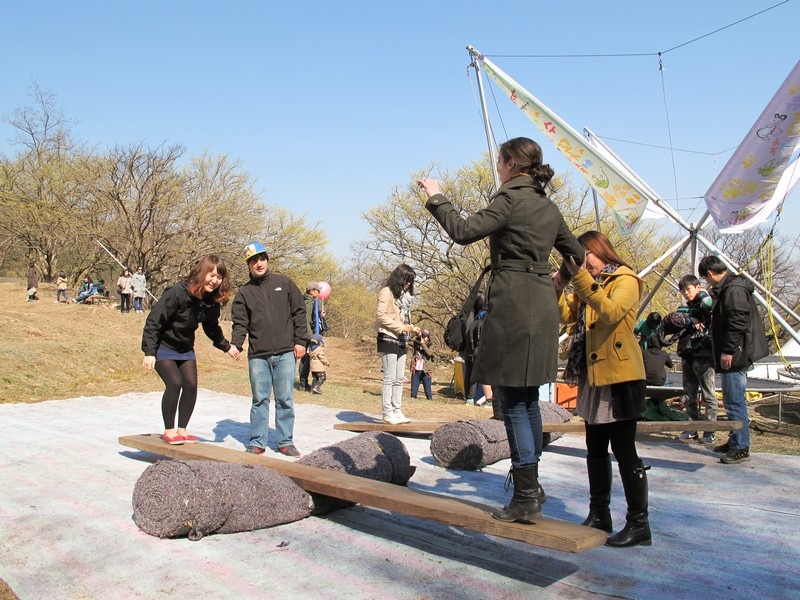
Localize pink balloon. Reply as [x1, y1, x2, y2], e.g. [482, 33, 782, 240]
[318, 281, 331, 300]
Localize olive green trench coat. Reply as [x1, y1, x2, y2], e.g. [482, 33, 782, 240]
[426, 175, 583, 387]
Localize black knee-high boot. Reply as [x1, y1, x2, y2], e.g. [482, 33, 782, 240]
[606, 461, 651, 547]
[581, 455, 613, 533]
[492, 464, 542, 524]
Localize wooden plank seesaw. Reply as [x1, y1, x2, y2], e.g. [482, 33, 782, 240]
[119, 433, 606, 553]
[333, 420, 743, 435]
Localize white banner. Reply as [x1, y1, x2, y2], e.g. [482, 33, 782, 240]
[704, 60, 800, 232]
[478, 52, 653, 237]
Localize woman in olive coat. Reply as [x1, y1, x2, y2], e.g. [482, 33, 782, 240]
[418, 137, 583, 525]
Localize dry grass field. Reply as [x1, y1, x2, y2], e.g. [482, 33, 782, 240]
[3, 278, 799, 451]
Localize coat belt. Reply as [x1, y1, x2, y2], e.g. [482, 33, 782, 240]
[492, 259, 551, 275]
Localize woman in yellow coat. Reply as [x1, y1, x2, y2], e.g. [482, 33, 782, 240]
[555, 230, 651, 547]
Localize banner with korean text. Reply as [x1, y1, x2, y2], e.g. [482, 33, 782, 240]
[704, 60, 800, 233]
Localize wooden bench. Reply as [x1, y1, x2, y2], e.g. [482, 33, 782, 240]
[333, 420, 744, 435]
[119, 433, 607, 553]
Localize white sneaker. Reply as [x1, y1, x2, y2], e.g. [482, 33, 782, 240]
[475, 397, 487, 406]
[394, 411, 411, 424]
[383, 414, 402, 425]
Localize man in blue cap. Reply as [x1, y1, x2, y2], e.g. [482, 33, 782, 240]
[232, 242, 308, 457]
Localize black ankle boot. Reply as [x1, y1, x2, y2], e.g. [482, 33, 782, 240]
[581, 455, 613, 533]
[606, 461, 651, 547]
[493, 464, 542, 524]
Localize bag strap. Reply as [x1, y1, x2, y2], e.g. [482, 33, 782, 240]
[458, 265, 492, 320]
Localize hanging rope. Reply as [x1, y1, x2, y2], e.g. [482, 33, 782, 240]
[657, 52, 682, 212]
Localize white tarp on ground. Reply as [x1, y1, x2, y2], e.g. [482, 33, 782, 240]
[1, 390, 799, 599]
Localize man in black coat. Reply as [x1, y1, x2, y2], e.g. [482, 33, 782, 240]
[698, 256, 769, 465]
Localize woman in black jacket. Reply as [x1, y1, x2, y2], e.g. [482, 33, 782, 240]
[418, 137, 583, 524]
[142, 255, 240, 444]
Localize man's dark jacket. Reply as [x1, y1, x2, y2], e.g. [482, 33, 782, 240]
[231, 272, 307, 358]
[709, 273, 769, 372]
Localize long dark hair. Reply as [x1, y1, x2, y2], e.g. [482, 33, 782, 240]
[384, 263, 416, 299]
[498, 137, 554, 193]
[578, 230, 632, 271]
[186, 255, 232, 304]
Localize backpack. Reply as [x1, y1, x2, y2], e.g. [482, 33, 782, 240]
[443, 266, 491, 352]
[444, 314, 466, 352]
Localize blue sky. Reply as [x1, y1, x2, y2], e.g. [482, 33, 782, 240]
[2, 1, 798, 260]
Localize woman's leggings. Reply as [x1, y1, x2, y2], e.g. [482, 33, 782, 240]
[585, 418, 640, 468]
[155, 359, 198, 429]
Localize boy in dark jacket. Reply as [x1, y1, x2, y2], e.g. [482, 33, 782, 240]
[671, 275, 717, 444]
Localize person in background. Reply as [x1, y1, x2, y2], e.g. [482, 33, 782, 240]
[299, 281, 323, 392]
[375, 264, 421, 425]
[73, 277, 98, 304]
[117, 270, 133, 313]
[555, 230, 651, 547]
[232, 241, 308, 458]
[634, 312, 662, 350]
[308, 334, 329, 394]
[419, 136, 584, 526]
[642, 339, 674, 387]
[132, 267, 148, 313]
[410, 328, 434, 401]
[698, 256, 769, 465]
[56, 273, 69, 303]
[141, 255, 240, 445]
[467, 292, 495, 412]
[27, 262, 39, 302]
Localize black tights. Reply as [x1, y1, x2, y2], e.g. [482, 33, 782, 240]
[155, 359, 198, 429]
[585, 419, 641, 468]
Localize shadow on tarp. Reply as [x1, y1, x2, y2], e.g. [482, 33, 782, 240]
[118, 449, 161, 464]
[211, 418, 251, 445]
[336, 410, 378, 422]
[321, 504, 584, 587]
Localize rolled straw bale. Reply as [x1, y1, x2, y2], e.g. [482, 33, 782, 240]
[298, 431, 416, 514]
[430, 418, 507, 471]
[133, 459, 311, 539]
[430, 402, 573, 470]
[540, 400, 573, 446]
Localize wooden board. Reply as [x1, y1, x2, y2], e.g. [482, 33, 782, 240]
[119, 433, 606, 553]
[333, 420, 743, 435]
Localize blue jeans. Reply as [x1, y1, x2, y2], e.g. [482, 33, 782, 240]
[247, 352, 297, 450]
[410, 370, 432, 399]
[496, 386, 542, 468]
[133, 297, 144, 311]
[721, 369, 750, 449]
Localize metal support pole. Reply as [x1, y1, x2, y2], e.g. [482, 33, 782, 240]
[467, 46, 501, 191]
